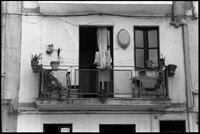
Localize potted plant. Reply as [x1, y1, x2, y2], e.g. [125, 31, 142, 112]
[30, 54, 41, 73]
[145, 60, 154, 68]
[158, 54, 166, 69]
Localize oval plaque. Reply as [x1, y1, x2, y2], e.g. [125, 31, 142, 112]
[117, 29, 130, 50]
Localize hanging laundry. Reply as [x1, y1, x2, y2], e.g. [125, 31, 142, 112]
[93, 28, 112, 69]
[93, 28, 113, 91]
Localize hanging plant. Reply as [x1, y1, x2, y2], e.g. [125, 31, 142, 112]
[30, 54, 41, 73]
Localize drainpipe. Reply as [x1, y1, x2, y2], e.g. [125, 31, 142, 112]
[1, 1, 7, 132]
[170, 1, 194, 132]
[182, 20, 193, 132]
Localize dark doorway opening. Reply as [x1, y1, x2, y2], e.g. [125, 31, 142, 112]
[43, 124, 72, 133]
[79, 26, 113, 98]
[99, 124, 136, 133]
[160, 120, 186, 132]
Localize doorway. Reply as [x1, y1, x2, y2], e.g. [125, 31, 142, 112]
[99, 124, 136, 133]
[79, 26, 113, 98]
[43, 124, 72, 133]
[160, 120, 186, 132]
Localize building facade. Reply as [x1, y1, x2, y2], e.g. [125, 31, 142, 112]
[1, 1, 199, 132]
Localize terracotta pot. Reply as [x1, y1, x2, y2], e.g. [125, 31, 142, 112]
[31, 60, 39, 73]
[50, 61, 60, 70]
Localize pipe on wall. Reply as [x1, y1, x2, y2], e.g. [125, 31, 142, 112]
[1, 2, 7, 132]
[171, 1, 195, 132]
[182, 21, 193, 132]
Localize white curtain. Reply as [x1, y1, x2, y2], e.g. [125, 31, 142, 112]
[94, 28, 112, 69]
[94, 28, 112, 90]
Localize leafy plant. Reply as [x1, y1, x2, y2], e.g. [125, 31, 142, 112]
[43, 70, 66, 92]
[30, 54, 41, 61]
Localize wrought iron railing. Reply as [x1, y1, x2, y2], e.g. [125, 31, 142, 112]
[38, 65, 168, 99]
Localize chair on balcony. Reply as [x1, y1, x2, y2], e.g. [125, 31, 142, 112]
[131, 76, 166, 98]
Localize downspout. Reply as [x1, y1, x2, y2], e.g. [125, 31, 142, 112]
[182, 20, 193, 132]
[1, 1, 9, 132]
[170, 1, 194, 132]
[1, 1, 7, 102]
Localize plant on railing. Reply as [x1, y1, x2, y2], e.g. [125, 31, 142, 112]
[130, 78, 143, 98]
[158, 54, 166, 69]
[30, 54, 42, 73]
[43, 70, 67, 99]
[98, 89, 107, 103]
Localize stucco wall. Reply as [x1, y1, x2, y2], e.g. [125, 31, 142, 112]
[17, 113, 188, 132]
[20, 14, 186, 103]
[1, 1, 22, 132]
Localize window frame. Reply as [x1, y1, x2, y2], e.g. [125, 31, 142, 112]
[134, 26, 160, 70]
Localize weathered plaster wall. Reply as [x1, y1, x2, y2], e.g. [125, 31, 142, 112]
[17, 113, 187, 132]
[1, 1, 22, 132]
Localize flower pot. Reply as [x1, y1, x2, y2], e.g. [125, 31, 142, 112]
[58, 89, 66, 99]
[31, 60, 39, 73]
[132, 87, 140, 98]
[50, 61, 60, 70]
[158, 59, 165, 69]
[167, 64, 177, 77]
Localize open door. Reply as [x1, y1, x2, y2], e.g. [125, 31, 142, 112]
[79, 26, 113, 98]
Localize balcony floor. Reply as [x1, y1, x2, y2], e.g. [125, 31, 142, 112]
[35, 98, 171, 111]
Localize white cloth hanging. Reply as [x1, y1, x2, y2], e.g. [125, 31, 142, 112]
[93, 28, 113, 90]
[94, 28, 112, 69]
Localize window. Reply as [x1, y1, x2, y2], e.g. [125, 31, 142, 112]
[134, 27, 159, 69]
[43, 124, 72, 133]
[99, 124, 136, 133]
[160, 121, 186, 132]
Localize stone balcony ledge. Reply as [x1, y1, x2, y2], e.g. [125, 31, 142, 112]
[35, 98, 171, 111]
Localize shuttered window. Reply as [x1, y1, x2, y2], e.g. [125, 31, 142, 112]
[134, 27, 159, 69]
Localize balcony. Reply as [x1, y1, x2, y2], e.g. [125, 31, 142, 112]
[35, 65, 171, 111]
